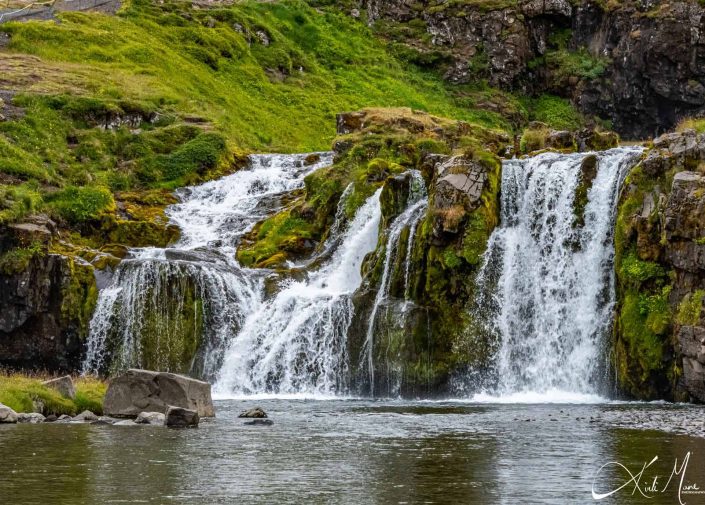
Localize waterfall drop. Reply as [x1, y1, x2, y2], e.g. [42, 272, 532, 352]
[214, 188, 383, 396]
[473, 147, 642, 400]
[361, 170, 428, 395]
[83, 153, 333, 378]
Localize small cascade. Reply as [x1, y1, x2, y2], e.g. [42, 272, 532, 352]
[214, 188, 383, 396]
[474, 147, 643, 398]
[83, 153, 333, 378]
[361, 170, 428, 395]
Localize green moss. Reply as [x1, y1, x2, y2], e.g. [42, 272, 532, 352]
[238, 209, 316, 267]
[0, 241, 44, 275]
[677, 290, 705, 326]
[619, 251, 666, 287]
[60, 257, 98, 339]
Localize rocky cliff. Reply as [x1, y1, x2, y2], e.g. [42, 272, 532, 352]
[358, 0, 705, 139]
[614, 129, 705, 401]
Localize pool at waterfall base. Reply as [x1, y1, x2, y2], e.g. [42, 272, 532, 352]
[1, 398, 705, 504]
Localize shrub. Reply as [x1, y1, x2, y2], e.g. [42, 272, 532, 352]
[48, 185, 116, 224]
[520, 127, 549, 153]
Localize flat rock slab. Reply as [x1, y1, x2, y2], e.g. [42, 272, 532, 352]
[103, 369, 214, 418]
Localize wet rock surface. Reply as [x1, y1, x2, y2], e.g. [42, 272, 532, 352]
[0, 252, 97, 373]
[165, 406, 199, 427]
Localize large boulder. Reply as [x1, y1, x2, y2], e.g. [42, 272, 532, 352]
[165, 406, 199, 428]
[103, 369, 215, 418]
[42, 375, 76, 399]
[0, 403, 18, 423]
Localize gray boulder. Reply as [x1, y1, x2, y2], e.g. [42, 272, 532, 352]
[238, 407, 268, 419]
[113, 420, 137, 426]
[103, 369, 214, 418]
[73, 410, 99, 422]
[42, 375, 76, 399]
[56, 414, 72, 423]
[0, 403, 18, 423]
[17, 413, 45, 424]
[135, 411, 166, 425]
[165, 406, 199, 428]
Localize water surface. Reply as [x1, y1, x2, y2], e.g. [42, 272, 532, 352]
[2, 399, 704, 504]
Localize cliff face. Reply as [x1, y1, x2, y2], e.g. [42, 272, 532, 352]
[614, 130, 705, 401]
[0, 235, 97, 372]
[361, 0, 705, 138]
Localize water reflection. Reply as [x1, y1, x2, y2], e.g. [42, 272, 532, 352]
[1, 400, 704, 504]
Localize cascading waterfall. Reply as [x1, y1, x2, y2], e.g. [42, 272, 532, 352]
[82, 153, 333, 378]
[214, 188, 383, 396]
[474, 147, 643, 399]
[362, 170, 428, 395]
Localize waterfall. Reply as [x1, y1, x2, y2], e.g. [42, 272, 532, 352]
[82, 153, 333, 378]
[214, 188, 383, 396]
[474, 147, 642, 400]
[362, 170, 428, 395]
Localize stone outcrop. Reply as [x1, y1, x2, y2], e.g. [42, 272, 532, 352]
[360, 0, 705, 138]
[103, 369, 215, 418]
[0, 251, 97, 372]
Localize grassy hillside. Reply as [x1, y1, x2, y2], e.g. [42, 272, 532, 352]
[0, 0, 538, 229]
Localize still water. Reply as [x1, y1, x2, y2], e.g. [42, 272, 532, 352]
[1, 399, 704, 504]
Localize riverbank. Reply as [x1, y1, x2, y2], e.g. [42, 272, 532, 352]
[0, 372, 105, 415]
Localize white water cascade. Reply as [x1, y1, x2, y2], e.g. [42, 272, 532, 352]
[214, 188, 383, 396]
[361, 170, 428, 394]
[82, 153, 333, 378]
[474, 147, 643, 401]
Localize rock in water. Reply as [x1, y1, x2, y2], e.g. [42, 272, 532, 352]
[103, 369, 214, 418]
[17, 413, 45, 424]
[0, 403, 18, 423]
[165, 406, 199, 428]
[73, 410, 99, 422]
[244, 419, 274, 426]
[42, 375, 76, 399]
[238, 407, 267, 419]
[135, 412, 166, 425]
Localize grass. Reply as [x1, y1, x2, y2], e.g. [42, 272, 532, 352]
[0, 373, 107, 415]
[0, 0, 534, 235]
[676, 117, 705, 134]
